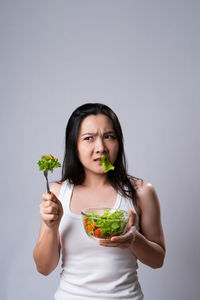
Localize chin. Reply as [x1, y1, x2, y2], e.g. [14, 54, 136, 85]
[92, 168, 105, 175]
[84, 167, 104, 175]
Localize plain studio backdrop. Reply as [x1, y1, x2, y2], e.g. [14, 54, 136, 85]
[0, 1, 199, 299]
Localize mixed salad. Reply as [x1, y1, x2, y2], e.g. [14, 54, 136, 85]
[83, 209, 128, 239]
[99, 155, 115, 173]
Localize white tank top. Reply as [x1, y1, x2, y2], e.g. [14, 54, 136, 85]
[54, 180, 144, 300]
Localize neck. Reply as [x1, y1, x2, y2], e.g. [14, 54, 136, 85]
[82, 171, 110, 188]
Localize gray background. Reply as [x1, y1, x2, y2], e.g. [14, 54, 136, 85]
[1, 0, 199, 299]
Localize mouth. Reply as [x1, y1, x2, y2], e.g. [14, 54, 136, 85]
[94, 157, 102, 162]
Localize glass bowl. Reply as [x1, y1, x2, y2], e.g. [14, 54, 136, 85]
[81, 207, 130, 240]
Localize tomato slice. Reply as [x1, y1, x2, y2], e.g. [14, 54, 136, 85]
[94, 228, 101, 238]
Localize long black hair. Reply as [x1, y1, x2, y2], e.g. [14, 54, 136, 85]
[60, 103, 136, 203]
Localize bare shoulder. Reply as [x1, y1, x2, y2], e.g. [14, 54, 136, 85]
[49, 182, 63, 199]
[130, 177, 159, 210]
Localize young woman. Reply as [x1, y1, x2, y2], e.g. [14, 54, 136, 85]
[33, 103, 165, 300]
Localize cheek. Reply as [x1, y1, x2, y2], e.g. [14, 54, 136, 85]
[110, 142, 119, 160]
[79, 143, 92, 153]
[77, 143, 93, 161]
[77, 143, 84, 162]
[114, 147, 119, 160]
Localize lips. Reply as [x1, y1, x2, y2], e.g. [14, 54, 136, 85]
[94, 157, 102, 161]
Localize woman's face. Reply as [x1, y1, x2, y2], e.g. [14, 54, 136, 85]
[77, 114, 119, 175]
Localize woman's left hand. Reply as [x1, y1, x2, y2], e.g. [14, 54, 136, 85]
[99, 209, 137, 249]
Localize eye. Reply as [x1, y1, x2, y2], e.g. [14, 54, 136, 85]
[84, 136, 93, 141]
[105, 134, 116, 139]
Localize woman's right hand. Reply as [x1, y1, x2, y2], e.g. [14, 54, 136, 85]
[40, 192, 63, 228]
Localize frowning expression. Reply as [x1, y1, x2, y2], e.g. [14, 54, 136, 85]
[77, 114, 119, 175]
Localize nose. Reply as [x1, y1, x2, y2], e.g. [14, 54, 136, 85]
[95, 137, 107, 153]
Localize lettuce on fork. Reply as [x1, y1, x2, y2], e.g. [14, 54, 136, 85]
[37, 154, 61, 173]
[99, 155, 115, 173]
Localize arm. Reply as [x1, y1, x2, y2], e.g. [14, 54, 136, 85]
[129, 183, 165, 268]
[33, 183, 63, 275]
[100, 182, 165, 269]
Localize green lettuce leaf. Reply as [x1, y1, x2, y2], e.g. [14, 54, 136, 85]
[37, 154, 61, 173]
[99, 155, 115, 173]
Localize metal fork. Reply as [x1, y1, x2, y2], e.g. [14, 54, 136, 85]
[43, 171, 50, 194]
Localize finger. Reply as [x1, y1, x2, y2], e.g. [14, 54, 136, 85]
[99, 241, 130, 248]
[41, 213, 59, 221]
[41, 205, 59, 215]
[101, 233, 130, 244]
[40, 200, 53, 208]
[40, 201, 59, 211]
[50, 193, 60, 204]
[42, 192, 59, 203]
[42, 192, 54, 202]
[99, 241, 118, 247]
[111, 231, 133, 243]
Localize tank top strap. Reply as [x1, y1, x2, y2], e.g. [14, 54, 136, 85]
[58, 180, 73, 206]
[118, 194, 140, 230]
[124, 196, 136, 212]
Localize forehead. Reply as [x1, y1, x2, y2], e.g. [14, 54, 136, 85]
[79, 114, 114, 133]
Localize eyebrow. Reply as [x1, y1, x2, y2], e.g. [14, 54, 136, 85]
[81, 130, 116, 137]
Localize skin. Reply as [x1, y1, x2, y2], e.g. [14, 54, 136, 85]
[33, 114, 165, 275]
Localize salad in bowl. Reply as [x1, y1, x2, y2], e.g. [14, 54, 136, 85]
[81, 208, 130, 240]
